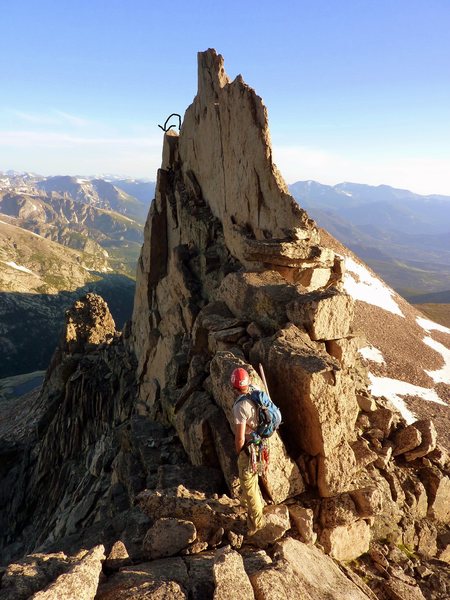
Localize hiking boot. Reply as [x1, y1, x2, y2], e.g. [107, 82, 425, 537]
[246, 516, 267, 537]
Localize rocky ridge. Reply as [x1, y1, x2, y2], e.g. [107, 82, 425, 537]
[0, 50, 449, 599]
[0, 181, 143, 378]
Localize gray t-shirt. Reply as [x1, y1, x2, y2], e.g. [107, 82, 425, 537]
[233, 394, 258, 437]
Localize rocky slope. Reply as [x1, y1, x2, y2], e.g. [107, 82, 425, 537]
[0, 50, 449, 600]
[0, 176, 147, 378]
[0, 217, 135, 378]
[319, 230, 450, 451]
[0, 187, 144, 277]
[289, 180, 450, 299]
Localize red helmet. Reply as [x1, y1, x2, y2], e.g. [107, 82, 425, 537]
[230, 367, 250, 391]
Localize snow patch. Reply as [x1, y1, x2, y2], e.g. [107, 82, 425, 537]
[423, 337, 450, 384]
[416, 317, 450, 335]
[359, 345, 385, 364]
[3, 260, 36, 275]
[368, 373, 447, 425]
[342, 256, 404, 317]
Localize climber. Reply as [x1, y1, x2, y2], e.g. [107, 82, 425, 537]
[231, 366, 281, 536]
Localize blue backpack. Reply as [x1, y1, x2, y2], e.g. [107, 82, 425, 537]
[239, 387, 282, 440]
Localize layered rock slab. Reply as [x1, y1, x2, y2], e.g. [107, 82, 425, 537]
[30, 545, 105, 600]
[213, 546, 254, 600]
[96, 557, 189, 600]
[250, 324, 359, 496]
[250, 538, 374, 599]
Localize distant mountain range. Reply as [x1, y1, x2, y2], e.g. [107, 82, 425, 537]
[289, 180, 450, 300]
[0, 172, 155, 378]
[0, 172, 156, 276]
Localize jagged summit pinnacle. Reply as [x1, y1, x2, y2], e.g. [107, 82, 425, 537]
[173, 48, 319, 264]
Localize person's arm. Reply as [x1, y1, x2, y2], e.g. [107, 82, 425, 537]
[235, 421, 246, 454]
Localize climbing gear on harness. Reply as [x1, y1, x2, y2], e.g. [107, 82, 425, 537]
[248, 438, 270, 476]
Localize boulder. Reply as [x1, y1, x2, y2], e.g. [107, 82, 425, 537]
[395, 471, 428, 520]
[404, 420, 437, 461]
[242, 237, 333, 268]
[103, 541, 131, 573]
[142, 518, 197, 559]
[356, 394, 377, 412]
[183, 552, 215, 599]
[383, 577, 427, 600]
[296, 266, 332, 291]
[207, 408, 241, 497]
[320, 494, 360, 528]
[248, 562, 308, 600]
[351, 439, 378, 470]
[270, 537, 375, 598]
[374, 442, 394, 469]
[247, 505, 290, 547]
[251, 324, 358, 458]
[174, 391, 221, 467]
[320, 520, 371, 561]
[241, 548, 273, 574]
[368, 408, 395, 438]
[261, 434, 306, 502]
[96, 557, 189, 600]
[217, 270, 300, 330]
[288, 505, 317, 544]
[418, 467, 450, 523]
[416, 520, 438, 557]
[286, 287, 354, 341]
[31, 545, 105, 600]
[137, 485, 242, 544]
[350, 486, 384, 518]
[326, 336, 362, 369]
[393, 424, 422, 456]
[317, 441, 357, 497]
[0, 552, 75, 600]
[212, 546, 254, 600]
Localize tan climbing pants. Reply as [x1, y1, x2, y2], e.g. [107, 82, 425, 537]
[237, 450, 265, 533]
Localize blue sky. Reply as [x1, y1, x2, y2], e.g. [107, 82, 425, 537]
[1, 0, 450, 194]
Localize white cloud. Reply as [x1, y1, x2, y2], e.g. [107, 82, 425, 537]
[10, 109, 92, 128]
[0, 129, 164, 179]
[0, 130, 162, 149]
[53, 110, 92, 127]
